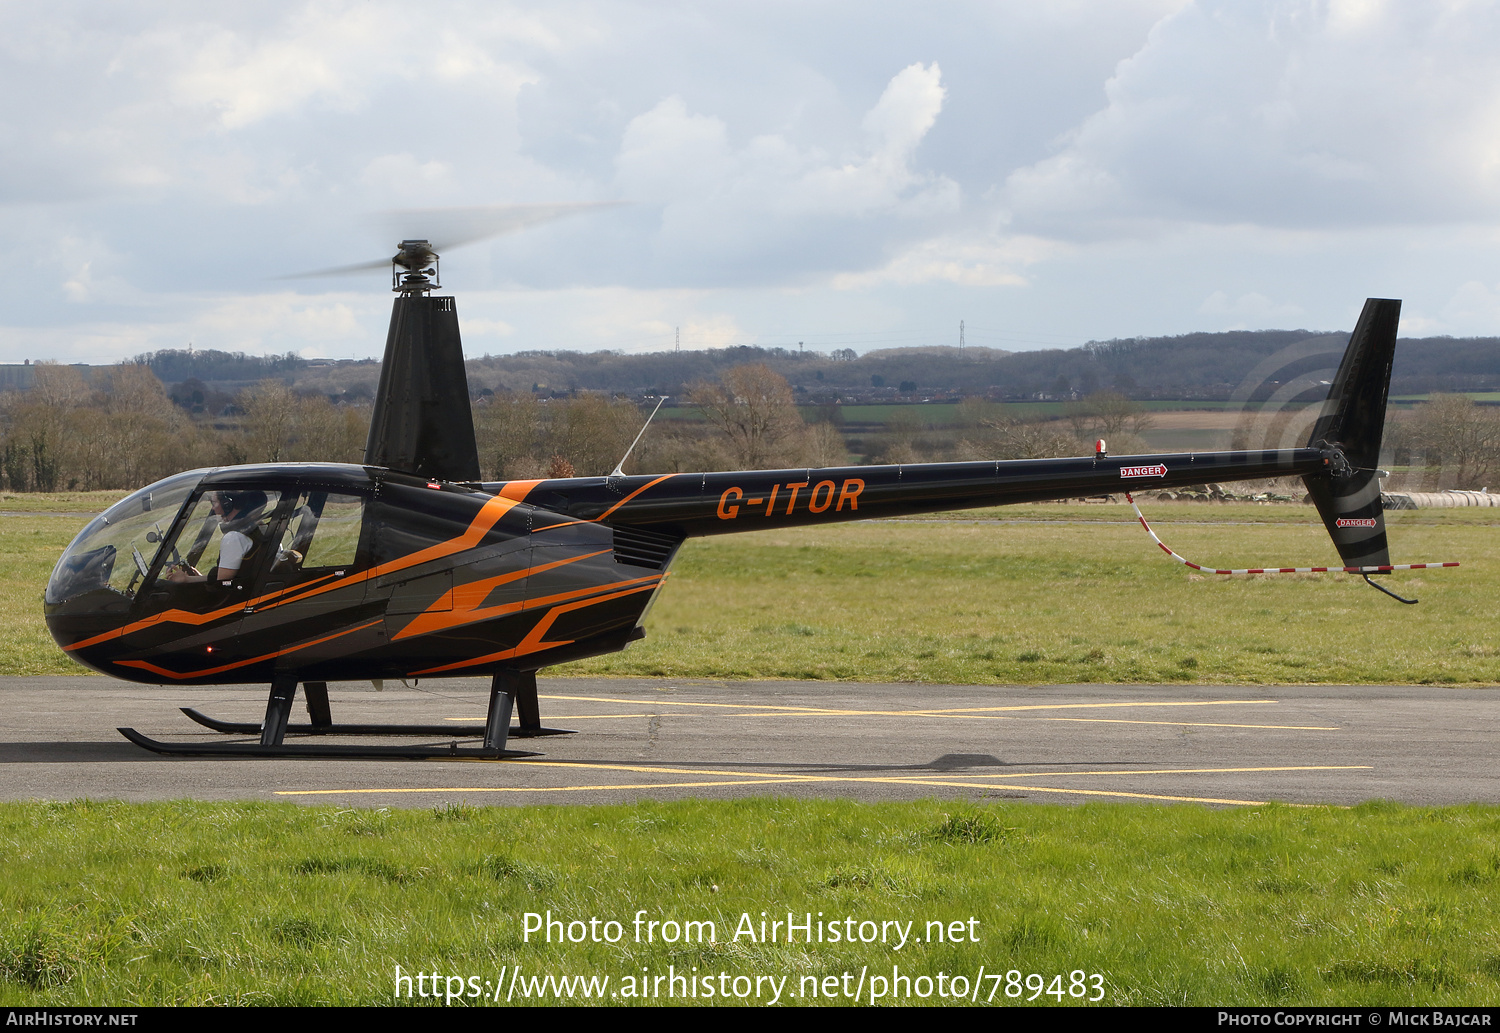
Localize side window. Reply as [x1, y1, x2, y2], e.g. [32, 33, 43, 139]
[147, 488, 282, 610]
[166, 489, 282, 581]
[273, 492, 367, 580]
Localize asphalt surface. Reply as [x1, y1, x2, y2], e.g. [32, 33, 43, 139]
[1, 676, 1496, 808]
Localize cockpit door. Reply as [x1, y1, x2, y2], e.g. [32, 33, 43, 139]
[136, 489, 286, 622]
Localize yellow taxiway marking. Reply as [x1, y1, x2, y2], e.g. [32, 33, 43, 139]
[525, 694, 1334, 732]
[719, 712, 1337, 731]
[444, 714, 652, 721]
[1020, 717, 1336, 730]
[281, 780, 1270, 806]
[540, 693, 1285, 718]
[935, 765, 1372, 780]
[275, 762, 1369, 807]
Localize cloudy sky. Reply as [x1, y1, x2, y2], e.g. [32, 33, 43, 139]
[5, 0, 1500, 363]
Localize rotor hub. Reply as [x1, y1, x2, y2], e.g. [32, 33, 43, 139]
[393, 240, 440, 294]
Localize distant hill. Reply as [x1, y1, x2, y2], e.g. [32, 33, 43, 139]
[4, 330, 1498, 404]
[457, 331, 1500, 402]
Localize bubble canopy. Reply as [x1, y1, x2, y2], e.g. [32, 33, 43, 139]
[45, 470, 209, 608]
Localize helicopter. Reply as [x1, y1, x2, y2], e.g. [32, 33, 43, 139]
[43, 228, 1410, 758]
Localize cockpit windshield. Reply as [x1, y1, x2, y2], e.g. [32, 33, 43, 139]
[45, 470, 208, 606]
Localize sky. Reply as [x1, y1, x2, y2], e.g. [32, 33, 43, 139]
[6, 0, 1500, 363]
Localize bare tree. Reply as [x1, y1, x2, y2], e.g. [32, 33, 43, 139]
[960, 407, 1080, 461]
[805, 422, 849, 467]
[1064, 391, 1154, 445]
[3, 363, 92, 490]
[550, 394, 642, 475]
[474, 391, 542, 480]
[689, 364, 809, 469]
[1404, 393, 1500, 489]
[239, 381, 299, 463]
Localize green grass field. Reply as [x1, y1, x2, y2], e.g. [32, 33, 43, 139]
[5, 798, 1500, 1006]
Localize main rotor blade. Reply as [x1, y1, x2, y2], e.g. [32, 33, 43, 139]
[284, 201, 626, 280]
[281, 258, 394, 280]
[388, 201, 626, 252]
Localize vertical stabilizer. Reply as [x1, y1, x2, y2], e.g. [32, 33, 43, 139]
[363, 294, 481, 482]
[1302, 298, 1400, 568]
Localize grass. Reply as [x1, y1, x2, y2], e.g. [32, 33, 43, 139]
[12, 502, 1498, 683]
[0, 490, 131, 514]
[3, 798, 1500, 1006]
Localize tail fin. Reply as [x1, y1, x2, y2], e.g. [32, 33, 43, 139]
[363, 294, 481, 482]
[1302, 298, 1401, 568]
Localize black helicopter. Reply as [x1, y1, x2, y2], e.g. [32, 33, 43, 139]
[44, 234, 1407, 758]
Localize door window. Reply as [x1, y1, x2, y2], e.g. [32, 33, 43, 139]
[271, 491, 368, 584]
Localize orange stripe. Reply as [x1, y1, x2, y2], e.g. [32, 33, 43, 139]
[391, 550, 610, 640]
[595, 474, 676, 522]
[411, 581, 663, 675]
[394, 570, 663, 643]
[496, 479, 541, 503]
[114, 619, 383, 681]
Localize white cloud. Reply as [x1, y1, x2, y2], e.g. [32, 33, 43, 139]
[1433, 280, 1500, 331]
[1198, 290, 1305, 326]
[609, 63, 959, 283]
[831, 234, 1060, 290]
[1004, 0, 1500, 237]
[359, 153, 457, 195]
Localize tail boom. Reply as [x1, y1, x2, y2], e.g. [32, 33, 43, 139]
[493, 447, 1329, 538]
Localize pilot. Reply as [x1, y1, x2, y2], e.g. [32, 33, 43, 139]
[167, 490, 268, 584]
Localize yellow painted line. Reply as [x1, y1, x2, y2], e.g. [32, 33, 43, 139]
[870, 780, 1271, 806]
[718, 711, 1337, 730]
[540, 693, 843, 713]
[274, 761, 1370, 806]
[918, 765, 1373, 780]
[832, 700, 1285, 716]
[541, 693, 1283, 718]
[1026, 717, 1338, 731]
[279, 778, 804, 795]
[277, 776, 1266, 806]
[443, 714, 652, 721]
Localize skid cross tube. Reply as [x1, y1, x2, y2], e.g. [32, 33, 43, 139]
[175, 673, 574, 740]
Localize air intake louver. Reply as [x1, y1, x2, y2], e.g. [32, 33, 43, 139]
[612, 525, 684, 569]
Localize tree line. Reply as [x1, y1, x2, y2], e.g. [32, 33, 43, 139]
[3, 361, 1497, 493]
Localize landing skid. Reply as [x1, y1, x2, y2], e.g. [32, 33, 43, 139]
[117, 726, 538, 760]
[177, 707, 573, 739]
[117, 671, 572, 759]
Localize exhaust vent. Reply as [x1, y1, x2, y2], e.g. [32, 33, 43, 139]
[612, 525, 683, 569]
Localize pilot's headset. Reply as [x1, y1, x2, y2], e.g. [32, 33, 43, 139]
[216, 490, 270, 535]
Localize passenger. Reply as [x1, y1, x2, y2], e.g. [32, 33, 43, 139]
[167, 490, 268, 584]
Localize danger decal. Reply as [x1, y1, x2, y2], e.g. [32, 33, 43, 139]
[1335, 518, 1379, 528]
[1119, 465, 1168, 478]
